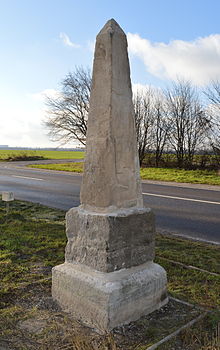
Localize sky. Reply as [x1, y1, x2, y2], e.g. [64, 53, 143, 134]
[1, 0, 220, 148]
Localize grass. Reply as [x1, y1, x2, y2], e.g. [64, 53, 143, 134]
[1, 149, 219, 185]
[0, 199, 219, 349]
[0, 149, 84, 161]
[0, 201, 65, 309]
[29, 162, 84, 173]
[1, 149, 219, 170]
[29, 162, 220, 186]
[140, 167, 220, 186]
[159, 312, 220, 350]
[155, 234, 220, 309]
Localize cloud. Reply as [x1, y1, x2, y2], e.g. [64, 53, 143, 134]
[0, 107, 52, 147]
[30, 89, 60, 102]
[127, 33, 220, 86]
[132, 83, 152, 95]
[87, 39, 95, 53]
[0, 89, 81, 148]
[0, 94, 59, 148]
[59, 32, 81, 48]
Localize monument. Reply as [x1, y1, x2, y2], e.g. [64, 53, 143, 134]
[52, 19, 168, 332]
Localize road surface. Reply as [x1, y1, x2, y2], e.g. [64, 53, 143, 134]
[0, 161, 219, 244]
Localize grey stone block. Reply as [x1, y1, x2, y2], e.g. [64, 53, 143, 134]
[52, 261, 168, 332]
[65, 206, 155, 272]
[80, 19, 143, 212]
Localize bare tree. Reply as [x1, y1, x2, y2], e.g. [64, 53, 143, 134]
[44, 67, 91, 146]
[165, 80, 209, 168]
[133, 88, 154, 166]
[45, 68, 210, 170]
[204, 81, 220, 154]
[185, 101, 210, 167]
[151, 93, 170, 167]
[45, 67, 158, 163]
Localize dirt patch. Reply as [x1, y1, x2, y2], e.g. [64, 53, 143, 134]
[0, 280, 205, 350]
[18, 318, 48, 334]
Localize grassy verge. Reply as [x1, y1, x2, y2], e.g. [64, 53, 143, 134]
[29, 162, 220, 186]
[155, 234, 220, 308]
[0, 150, 84, 161]
[140, 167, 220, 186]
[29, 162, 84, 172]
[0, 200, 219, 349]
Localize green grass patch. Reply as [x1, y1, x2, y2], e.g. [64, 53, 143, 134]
[0, 201, 65, 309]
[140, 167, 220, 185]
[0, 200, 219, 308]
[0, 149, 84, 161]
[0, 200, 219, 349]
[155, 234, 220, 309]
[30, 161, 84, 172]
[29, 162, 220, 186]
[156, 234, 220, 274]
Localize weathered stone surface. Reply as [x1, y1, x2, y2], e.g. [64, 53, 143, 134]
[80, 19, 143, 212]
[65, 206, 155, 272]
[52, 261, 168, 332]
[52, 18, 168, 332]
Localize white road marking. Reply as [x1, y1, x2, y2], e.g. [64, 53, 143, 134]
[142, 192, 220, 205]
[12, 175, 44, 181]
[8, 175, 220, 205]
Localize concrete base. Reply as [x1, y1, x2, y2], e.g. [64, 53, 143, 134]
[52, 261, 168, 333]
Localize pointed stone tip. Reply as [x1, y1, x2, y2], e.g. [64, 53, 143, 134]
[107, 18, 119, 26]
[98, 18, 125, 36]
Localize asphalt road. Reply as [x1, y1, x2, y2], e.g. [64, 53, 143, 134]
[0, 161, 220, 244]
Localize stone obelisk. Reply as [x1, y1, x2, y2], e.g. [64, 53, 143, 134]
[52, 19, 167, 332]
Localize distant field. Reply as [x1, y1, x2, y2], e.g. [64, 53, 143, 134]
[29, 162, 220, 185]
[0, 150, 84, 160]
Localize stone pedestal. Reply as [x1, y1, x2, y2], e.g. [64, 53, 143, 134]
[65, 206, 155, 272]
[52, 206, 168, 331]
[52, 261, 167, 332]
